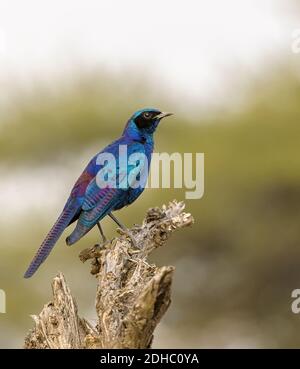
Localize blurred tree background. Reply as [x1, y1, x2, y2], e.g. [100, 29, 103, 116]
[1, 63, 300, 348]
[1, 0, 300, 348]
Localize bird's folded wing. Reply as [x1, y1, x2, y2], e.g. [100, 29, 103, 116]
[79, 181, 122, 226]
[76, 141, 148, 226]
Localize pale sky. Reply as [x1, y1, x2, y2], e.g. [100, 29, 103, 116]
[0, 0, 298, 220]
[0, 0, 297, 105]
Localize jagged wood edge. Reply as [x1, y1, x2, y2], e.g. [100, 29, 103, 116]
[24, 200, 194, 349]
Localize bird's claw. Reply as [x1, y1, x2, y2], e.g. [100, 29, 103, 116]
[117, 228, 139, 249]
[95, 239, 110, 250]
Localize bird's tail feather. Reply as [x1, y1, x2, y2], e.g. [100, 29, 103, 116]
[65, 222, 91, 246]
[24, 202, 78, 278]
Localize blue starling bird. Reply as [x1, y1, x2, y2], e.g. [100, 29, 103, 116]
[24, 108, 172, 278]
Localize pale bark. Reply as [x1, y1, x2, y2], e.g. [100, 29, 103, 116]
[24, 201, 194, 349]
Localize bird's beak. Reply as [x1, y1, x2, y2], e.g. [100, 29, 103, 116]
[155, 112, 173, 120]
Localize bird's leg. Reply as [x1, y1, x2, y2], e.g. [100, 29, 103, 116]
[79, 222, 109, 268]
[96, 222, 109, 246]
[108, 212, 138, 248]
[108, 212, 126, 230]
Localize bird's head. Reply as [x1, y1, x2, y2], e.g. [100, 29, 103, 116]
[123, 108, 173, 140]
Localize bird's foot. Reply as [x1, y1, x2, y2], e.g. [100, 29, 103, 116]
[117, 228, 139, 249]
[96, 237, 110, 250]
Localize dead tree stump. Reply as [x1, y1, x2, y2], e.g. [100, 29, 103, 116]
[24, 201, 194, 349]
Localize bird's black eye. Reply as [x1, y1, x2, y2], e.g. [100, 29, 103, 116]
[143, 112, 152, 119]
[134, 110, 158, 129]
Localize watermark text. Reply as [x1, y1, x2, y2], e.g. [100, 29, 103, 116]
[0, 289, 6, 313]
[95, 146, 204, 200]
[291, 29, 300, 54]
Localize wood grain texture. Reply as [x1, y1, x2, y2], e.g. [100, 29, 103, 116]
[24, 201, 194, 349]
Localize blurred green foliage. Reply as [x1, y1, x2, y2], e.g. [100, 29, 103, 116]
[1, 68, 300, 348]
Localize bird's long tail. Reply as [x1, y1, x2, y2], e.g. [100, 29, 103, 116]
[24, 201, 79, 278]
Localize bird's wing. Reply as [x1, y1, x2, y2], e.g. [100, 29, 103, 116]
[24, 166, 95, 278]
[79, 142, 148, 225]
[70, 165, 95, 198]
[80, 184, 122, 226]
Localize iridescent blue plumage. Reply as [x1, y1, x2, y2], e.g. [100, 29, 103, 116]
[24, 108, 172, 278]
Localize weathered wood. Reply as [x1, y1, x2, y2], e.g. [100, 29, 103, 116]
[24, 201, 193, 349]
